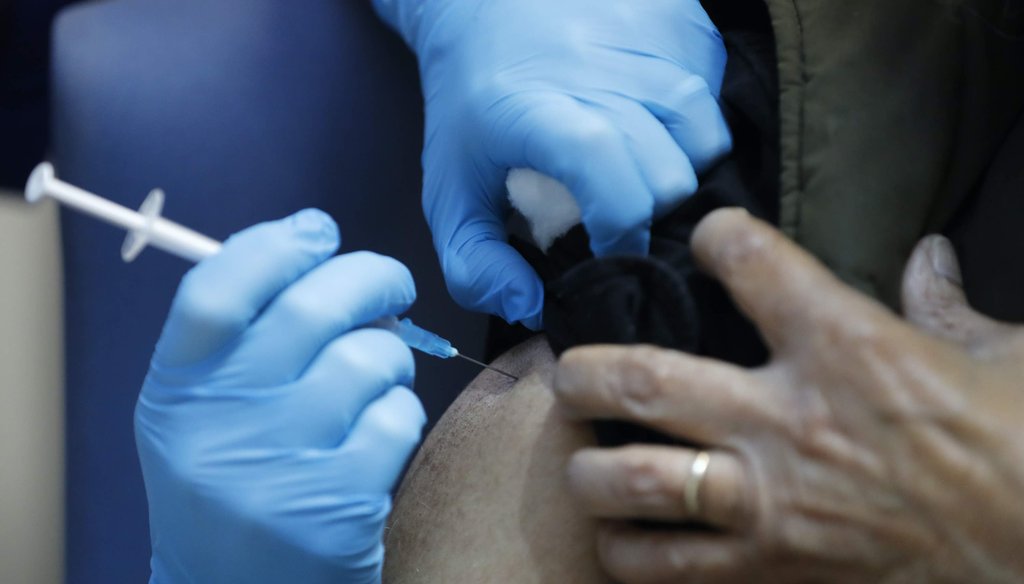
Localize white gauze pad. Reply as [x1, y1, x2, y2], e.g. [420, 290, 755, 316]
[506, 168, 581, 252]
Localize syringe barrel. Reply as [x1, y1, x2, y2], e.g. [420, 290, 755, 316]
[371, 316, 457, 359]
[148, 219, 223, 263]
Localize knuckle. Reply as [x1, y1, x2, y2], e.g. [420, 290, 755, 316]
[615, 347, 673, 420]
[352, 252, 416, 300]
[374, 332, 416, 378]
[374, 390, 426, 446]
[549, 116, 621, 178]
[692, 208, 758, 269]
[663, 540, 697, 574]
[650, 170, 698, 205]
[447, 279, 482, 312]
[772, 517, 811, 560]
[380, 327, 416, 359]
[321, 337, 359, 371]
[381, 419, 423, 449]
[569, 115, 620, 149]
[319, 334, 380, 378]
[345, 250, 403, 277]
[441, 257, 492, 313]
[617, 375, 663, 420]
[330, 409, 356, 438]
[617, 454, 667, 503]
[590, 198, 651, 237]
[668, 75, 712, 106]
[715, 224, 772, 277]
[818, 310, 886, 351]
[689, 127, 733, 171]
[333, 330, 412, 379]
[439, 244, 496, 311]
[276, 289, 327, 329]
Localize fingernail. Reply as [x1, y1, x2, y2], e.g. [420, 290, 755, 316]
[291, 208, 339, 244]
[928, 236, 962, 286]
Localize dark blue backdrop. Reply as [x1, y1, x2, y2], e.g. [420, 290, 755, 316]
[51, 2, 486, 581]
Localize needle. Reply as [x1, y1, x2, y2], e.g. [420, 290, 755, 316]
[24, 162, 521, 380]
[455, 353, 519, 381]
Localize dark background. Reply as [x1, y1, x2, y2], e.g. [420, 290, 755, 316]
[0, 0, 75, 190]
[2, 2, 487, 582]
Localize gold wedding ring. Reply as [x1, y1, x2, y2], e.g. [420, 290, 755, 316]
[684, 451, 711, 518]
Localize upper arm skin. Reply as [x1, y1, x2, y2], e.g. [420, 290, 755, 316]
[383, 335, 612, 583]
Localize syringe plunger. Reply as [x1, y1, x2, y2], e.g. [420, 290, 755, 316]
[22, 162, 517, 378]
[25, 162, 221, 263]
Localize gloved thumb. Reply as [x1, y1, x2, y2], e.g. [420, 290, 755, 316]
[155, 209, 340, 369]
[440, 226, 545, 329]
[425, 168, 544, 329]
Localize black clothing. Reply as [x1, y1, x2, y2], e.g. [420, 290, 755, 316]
[487, 12, 780, 448]
[491, 6, 779, 369]
[531, 26, 779, 368]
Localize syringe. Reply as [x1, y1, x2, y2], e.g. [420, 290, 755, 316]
[372, 316, 516, 378]
[24, 162, 518, 380]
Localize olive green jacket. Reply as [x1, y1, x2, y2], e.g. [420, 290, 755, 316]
[765, 1, 1024, 315]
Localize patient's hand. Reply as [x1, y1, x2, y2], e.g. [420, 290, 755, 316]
[554, 209, 1024, 583]
[384, 336, 612, 583]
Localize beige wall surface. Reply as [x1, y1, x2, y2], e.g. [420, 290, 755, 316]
[0, 193, 64, 584]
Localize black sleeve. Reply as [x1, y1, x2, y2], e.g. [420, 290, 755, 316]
[701, 0, 773, 34]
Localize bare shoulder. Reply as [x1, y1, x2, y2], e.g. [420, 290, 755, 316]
[384, 336, 611, 583]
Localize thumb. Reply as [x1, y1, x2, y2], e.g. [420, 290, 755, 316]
[423, 163, 544, 329]
[437, 219, 545, 329]
[901, 235, 1010, 349]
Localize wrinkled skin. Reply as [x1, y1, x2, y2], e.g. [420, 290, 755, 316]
[554, 209, 1024, 583]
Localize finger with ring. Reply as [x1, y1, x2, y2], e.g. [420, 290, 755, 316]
[567, 445, 752, 530]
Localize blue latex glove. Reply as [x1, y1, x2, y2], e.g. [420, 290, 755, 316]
[373, 0, 731, 328]
[135, 209, 425, 584]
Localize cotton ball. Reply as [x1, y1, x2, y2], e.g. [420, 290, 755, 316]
[506, 168, 581, 252]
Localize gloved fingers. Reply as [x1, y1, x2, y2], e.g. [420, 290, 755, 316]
[491, 92, 654, 257]
[335, 385, 426, 493]
[155, 209, 340, 369]
[423, 159, 544, 328]
[641, 73, 732, 174]
[232, 251, 416, 385]
[620, 1, 726, 86]
[588, 94, 699, 217]
[261, 329, 415, 449]
[567, 445, 752, 531]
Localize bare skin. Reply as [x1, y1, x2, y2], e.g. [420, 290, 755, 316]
[383, 335, 612, 584]
[383, 208, 1024, 583]
[555, 209, 1024, 583]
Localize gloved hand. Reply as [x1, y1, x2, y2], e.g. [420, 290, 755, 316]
[373, 0, 731, 328]
[135, 209, 425, 584]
